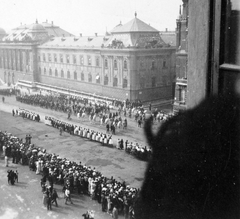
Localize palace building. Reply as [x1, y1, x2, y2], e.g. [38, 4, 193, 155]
[0, 14, 176, 103]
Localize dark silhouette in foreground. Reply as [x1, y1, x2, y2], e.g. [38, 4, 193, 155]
[135, 94, 240, 219]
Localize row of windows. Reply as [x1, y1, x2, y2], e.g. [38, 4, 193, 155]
[38, 67, 128, 87]
[39, 67, 128, 88]
[40, 53, 128, 70]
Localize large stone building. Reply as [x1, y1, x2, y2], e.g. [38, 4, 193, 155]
[173, 0, 188, 112]
[0, 14, 176, 103]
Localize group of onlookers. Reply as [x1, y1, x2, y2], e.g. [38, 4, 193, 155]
[0, 130, 138, 218]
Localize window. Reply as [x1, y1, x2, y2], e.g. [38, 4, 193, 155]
[140, 60, 144, 68]
[113, 77, 118, 86]
[88, 56, 92, 66]
[123, 77, 128, 88]
[67, 70, 70, 79]
[60, 54, 63, 63]
[152, 76, 156, 87]
[74, 71, 77, 80]
[73, 55, 76, 64]
[88, 73, 92, 82]
[61, 69, 64, 77]
[96, 74, 100, 83]
[81, 72, 84, 80]
[48, 53, 51, 62]
[55, 69, 58, 77]
[49, 68, 52, 75]
[124, 60, 128, 70]
[151, 60, 156, 70]
[43, 53, 45, 62]
[54, 54, 57, 62]
[114, 60, 117, 69]
[12, 72, 14, 84]
[66, 55, 70, 63]
[96, 57, 100, 67]
[38, 56, 41, 62]
[39, 67, 41, 74]
[163, 60, 166, 68]
[104, 75, 108, 85]
[105, 59, 108, 68]
[140, 77, 144, 88]
[44, 67, 46, 74]
[80, 56, 84, 65]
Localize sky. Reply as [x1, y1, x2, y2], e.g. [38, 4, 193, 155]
[0, 0, 182, 36]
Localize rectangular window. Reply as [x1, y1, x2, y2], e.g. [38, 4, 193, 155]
[38, 56, 41, 62]
[88, 56, 91, 66]
[73, 55, 76, 64]
[124, 60, 127, 70]
[60, 54, 63, 63]
[54, 54, 57, 62]
[43, 53, 45, 62]
[80, 56, 84, 65]
[48, 53, 51, 62]
[96, 57, 100, 67]
[66, 55, 70, 63]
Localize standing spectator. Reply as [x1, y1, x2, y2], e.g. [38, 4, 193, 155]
[112, 205, 118, 219]
[65, 187, 73, 204]
[51, 189, 59, 207]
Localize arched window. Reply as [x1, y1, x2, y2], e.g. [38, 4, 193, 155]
[61, 69, 64, 77]
[55, 69, 58, 77]
[67, 70, 70, 79]
[74, 71, 77, 80]
[105, 59, 108, 68]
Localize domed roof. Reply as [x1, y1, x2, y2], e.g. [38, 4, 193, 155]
[0, 27, 6, 35]
[29, 20, 47, 33]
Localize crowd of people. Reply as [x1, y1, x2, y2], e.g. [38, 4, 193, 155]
[44, 116, 152, 162]
[12, 108, 41, 122]
[0, 130, 138, 218]
[0, 88, 19, 96]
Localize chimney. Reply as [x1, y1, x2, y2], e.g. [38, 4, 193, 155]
[46, 19, 48, 23]
[51, 21, 53, 26]
[80, 33, 82, 37]
[165, 28, 168, 32]
[95, 33, 98, 37]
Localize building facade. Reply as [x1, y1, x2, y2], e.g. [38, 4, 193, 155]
[173, 0, 188, 112]
[0, 16, 176, 103]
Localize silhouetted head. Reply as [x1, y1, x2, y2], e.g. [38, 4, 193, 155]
[135, 94, 240, 219]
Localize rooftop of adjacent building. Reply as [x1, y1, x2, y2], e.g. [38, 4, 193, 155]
[1, 13, 175, 49]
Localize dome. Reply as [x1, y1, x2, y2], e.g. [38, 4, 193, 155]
[0, 27, 6, 35]
[29, 20, 47, 33]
